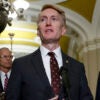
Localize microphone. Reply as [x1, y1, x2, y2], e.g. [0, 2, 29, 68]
[60, 66, 71, 100]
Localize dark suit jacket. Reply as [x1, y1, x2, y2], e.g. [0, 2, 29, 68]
[0, 79, 3, 93]
[95, 72, 100, 100]
[0, 76, 6, 100]
[6, 48, 93, 100]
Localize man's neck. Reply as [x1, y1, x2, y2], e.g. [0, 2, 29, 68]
[42, 43, 59, 51]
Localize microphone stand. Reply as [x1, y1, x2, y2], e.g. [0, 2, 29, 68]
[60, 67, 71, 100]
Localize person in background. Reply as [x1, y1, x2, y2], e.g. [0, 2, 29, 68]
[0, 47, 13, 98]
[6, 4, 93, 100]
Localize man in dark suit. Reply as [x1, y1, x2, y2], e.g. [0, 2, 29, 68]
[95, 72, 100, 100]
[0, 47, 13, 99]
[6, 4, 93, 100]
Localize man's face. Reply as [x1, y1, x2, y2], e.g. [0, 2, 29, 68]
[38, 8, 66, 44]
[0, 49, 13, 69]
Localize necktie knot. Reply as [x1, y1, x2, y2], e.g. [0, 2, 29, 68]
[48, 52, 55, 57]
[5, 74, 8, 78]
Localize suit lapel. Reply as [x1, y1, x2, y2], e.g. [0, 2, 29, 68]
[61, 52, 71, 97]
[31, 49, 54, 98]
[31, 49, 49, 83]
[62, 52, 70, 69]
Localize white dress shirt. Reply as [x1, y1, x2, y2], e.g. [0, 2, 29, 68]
[40, 46, 63, 84]
[0, 70, 11, 89]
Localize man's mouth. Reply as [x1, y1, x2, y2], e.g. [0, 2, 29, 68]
[45, 29, 53, 33]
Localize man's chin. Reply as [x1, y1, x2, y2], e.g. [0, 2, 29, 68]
[42, 39, 59, 44]
[4, 66, 11, 70]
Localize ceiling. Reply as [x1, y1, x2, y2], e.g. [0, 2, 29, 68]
[7, 0, 96, 21]
[23, 0, 96, 22]
[58, 0, 96, 22]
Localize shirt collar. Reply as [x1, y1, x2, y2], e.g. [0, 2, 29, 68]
[40, 45, 61, 57]
[0, 70, 11, 78]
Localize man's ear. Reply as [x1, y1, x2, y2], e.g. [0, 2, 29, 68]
[62, 26, 67, 35]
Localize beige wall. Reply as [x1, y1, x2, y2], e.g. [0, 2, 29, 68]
[78, 41, 100, 99]
[83, 49, 98, 98]
[96, 48, 100, 71]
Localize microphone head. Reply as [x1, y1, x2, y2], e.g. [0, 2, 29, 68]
[59, 66, 68, 76]
[59, 66, 70, 89]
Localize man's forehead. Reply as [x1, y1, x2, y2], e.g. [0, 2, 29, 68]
[40, 9, 60, 17]
[41, 8, 59, 14]
[0, 49, 11, 54]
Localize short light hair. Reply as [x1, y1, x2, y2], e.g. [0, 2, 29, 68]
[37, 4, 67, 27]
[0, 47, 11, 53]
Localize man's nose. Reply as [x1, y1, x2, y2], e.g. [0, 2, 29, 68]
[46, 19, 51, 26]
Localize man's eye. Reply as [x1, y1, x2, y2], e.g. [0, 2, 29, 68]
[52, 17, 58, 21]
[52, 17, 56, 20]
[40, 18, 46, 22]
[41, 18, 44, 22]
